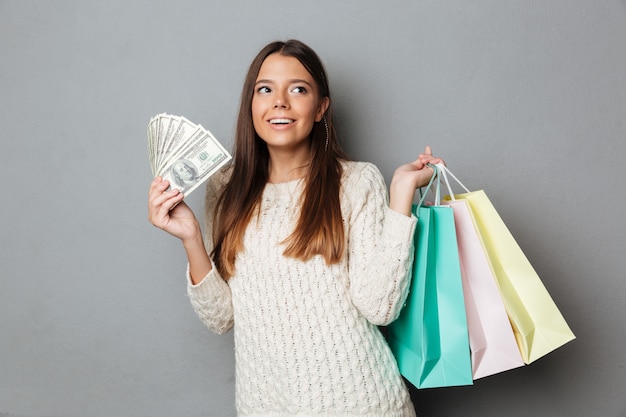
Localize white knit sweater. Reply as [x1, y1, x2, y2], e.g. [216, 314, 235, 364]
[187, 161, 417, 417]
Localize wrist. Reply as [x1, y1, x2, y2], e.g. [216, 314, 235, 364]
[389, 182, 414, 217]
[182, 227, 204, 250]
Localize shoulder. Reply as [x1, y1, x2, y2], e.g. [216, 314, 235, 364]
[341, 160, 386, 191]
[340, 161, 388, 210]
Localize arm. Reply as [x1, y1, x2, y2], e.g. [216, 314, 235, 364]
[346, 147, 443, 325]
[346, 163, 417, 326]
[148, 176, 212, 283]
[148, 175, 234, 334]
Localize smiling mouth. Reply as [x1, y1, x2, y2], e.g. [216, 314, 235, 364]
[269, 118, 295, 125]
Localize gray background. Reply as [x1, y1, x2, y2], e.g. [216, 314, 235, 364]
[1, 1, 624, 416]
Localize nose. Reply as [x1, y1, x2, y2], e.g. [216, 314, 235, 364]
[273, 100, 287, 109]
[273, 91, 289, 109]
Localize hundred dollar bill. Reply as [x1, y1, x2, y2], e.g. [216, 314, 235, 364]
[147, 113, 170, 176]
[147, 113, 232, 198]
[157, 115, 199, 174]
[147, 115, 160, 176]
[156, 122, 231, 197]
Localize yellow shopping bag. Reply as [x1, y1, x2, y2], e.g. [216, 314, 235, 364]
[441, 165, 575, 364]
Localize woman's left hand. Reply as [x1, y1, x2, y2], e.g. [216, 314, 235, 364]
[393, 145, 444, 189]
[389, 146, 445, 216]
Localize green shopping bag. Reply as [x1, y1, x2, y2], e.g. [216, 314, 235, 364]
[387, 166, 473, 389]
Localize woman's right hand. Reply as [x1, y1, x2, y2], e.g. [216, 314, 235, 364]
[148, 177, 201, 242]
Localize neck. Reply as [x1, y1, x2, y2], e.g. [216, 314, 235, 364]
[267, 146, 311, 183]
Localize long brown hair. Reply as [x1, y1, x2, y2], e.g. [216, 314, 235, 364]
[211, 39, 348, 279]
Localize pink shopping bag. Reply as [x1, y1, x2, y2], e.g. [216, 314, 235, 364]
[439, 165, 525, 378]
[440, 164, 575, 364]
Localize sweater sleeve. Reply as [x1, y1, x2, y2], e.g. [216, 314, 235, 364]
[186, 168, 234, 334]
[187, 264, 234, 335]
[344, 162, 417, 326]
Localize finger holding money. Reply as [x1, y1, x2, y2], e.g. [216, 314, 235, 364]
[148, 177, 199, 241]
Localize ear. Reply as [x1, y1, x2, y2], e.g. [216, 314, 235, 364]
[315, 97, 330, 122]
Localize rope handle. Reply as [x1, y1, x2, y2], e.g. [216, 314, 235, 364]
[437, 163, 470, 201]
[414, 164, 441, 216]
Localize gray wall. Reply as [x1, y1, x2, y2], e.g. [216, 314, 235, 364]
[1, 1, 624, 416]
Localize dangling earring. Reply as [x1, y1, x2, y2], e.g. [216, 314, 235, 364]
[323, 115, 329, 151]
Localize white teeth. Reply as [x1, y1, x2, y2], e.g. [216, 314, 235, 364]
[269, 118, 294, 124]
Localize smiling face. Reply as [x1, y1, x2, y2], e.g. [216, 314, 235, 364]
[251, 53, 329, 153]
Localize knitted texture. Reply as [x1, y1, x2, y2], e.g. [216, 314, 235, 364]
[188, 161, 417, 417]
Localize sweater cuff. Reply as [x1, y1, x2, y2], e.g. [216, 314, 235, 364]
[384, 206, 417, 246]
[186, 261, 228, 300]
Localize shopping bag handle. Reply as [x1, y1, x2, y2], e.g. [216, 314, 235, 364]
[437, 164, 470, 201]
[415, 164, 441, 214]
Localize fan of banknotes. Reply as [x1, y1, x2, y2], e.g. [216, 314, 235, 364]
[147, 113, 231, 197]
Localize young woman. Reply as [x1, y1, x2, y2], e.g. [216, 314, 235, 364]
[148, 39, 443, 416]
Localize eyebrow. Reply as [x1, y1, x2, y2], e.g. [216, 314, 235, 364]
[254, 78, 314, 87]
